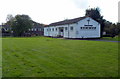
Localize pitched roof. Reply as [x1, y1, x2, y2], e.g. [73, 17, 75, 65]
[47, 16, 86, 26]
[32, 21, 44, 28]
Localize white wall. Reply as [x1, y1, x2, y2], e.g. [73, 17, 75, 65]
[46, 23, 77, 38]
[44, 26, 59, 37]
[44, 27, 49, 36]
[63, 23, 77, 38]
[76, 17, 100, 38]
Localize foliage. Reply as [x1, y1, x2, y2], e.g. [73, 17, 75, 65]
[2, 37, 118, 77]
[85, 8, 102, 21]
[6, 14, 14, 26]
[10, 14, 33, 36]
[0, 37, 2, 77]
[104, 22, 120, 36]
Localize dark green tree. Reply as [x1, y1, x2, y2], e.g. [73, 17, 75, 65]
[85, 8, 102, 20]
[104, 22, 120, 37]
[11, 14, 33, 36]
[104, 21, 112, 34]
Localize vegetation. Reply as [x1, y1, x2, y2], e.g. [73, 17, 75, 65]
[104, 22, 120, 37]
[2, 37, 118, 77]
[0, 38, 2, 77]
[7, 14, 33, 37]
[85, 7, 103, 22]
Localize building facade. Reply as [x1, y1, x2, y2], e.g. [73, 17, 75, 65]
[44, 17, 101, 38]
[27, 21, 44, 36]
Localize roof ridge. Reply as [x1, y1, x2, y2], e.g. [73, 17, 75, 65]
[48, 16, 86, 26]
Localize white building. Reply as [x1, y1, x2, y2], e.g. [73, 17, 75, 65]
[44, 17, 101, 38]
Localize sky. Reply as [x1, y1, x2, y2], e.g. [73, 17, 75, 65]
[0, 0, 119, 25]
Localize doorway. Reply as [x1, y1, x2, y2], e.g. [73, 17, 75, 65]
[58, 27, 64, 37]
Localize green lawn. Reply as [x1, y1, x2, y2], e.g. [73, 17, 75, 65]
[0, 37, 2, 78]
[2, 37, 118, 77]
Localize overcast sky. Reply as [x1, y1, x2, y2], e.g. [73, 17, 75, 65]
[0, 0, 119, 24]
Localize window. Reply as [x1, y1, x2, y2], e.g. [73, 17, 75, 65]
[65, 27, 67, 30]
[80, 27, 82, 29]
[5, 28, 8, 31]
[80, 26, 96, 30]
[89, 27, 92, 29]
[70, 27, 73, 30]
[83, 27, 85, 29]
[34, 28, 36, 31]
[52, 28, 54, 31]
[36, 28, 38, 31]
[56, 28, 57, 31]
[49, 28, 51, 31]
[85, 27, 88, 29]
[39, 28, 41, 31]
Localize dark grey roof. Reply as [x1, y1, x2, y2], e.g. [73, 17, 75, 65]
[32, 21, 45, 28]
[33, 24, 44, 28]
[47, 16, 86, 26]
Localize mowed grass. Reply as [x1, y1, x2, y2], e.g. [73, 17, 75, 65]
[0, 37, 2, 77]
[2, 37, 118, 77]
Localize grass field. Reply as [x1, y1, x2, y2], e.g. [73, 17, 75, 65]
[2, 37, 118, 77]
[0, 37, 2, 78]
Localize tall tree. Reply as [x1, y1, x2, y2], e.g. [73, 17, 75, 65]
[6, 14, 14, 22]
[104, 21, 112, 34]
[85, 7, 105, 37]
[6, 14, 14, 26]
[11, 14, 33, 36]
[104, 22, 120, 37]
[85, 8, 102, 21]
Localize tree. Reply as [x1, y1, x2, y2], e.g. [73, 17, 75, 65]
[104, 22, 120, 37]
[104, 21, 112, 34]
[11, 14, 33, 36]
[6, 14, 14, 26]
[85, 7, 105, 37]
[6, 14, 14, 22]
[85, 7, 102, 21]
[109, 24, 117, 37]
